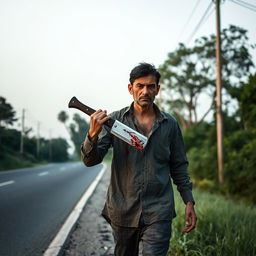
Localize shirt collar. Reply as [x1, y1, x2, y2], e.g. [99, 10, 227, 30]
[122, 102, 167, 122]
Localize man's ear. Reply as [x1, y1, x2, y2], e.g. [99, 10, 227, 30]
[128, 84, 133, 95]
[156, 84, 160, 95]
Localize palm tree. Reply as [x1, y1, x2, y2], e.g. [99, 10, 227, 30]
[57, 111, 69, 132]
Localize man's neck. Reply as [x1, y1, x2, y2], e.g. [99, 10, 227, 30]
[133, 102, 155, 117]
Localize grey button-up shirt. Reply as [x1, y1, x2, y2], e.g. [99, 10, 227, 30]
[81, 103, 194, 227]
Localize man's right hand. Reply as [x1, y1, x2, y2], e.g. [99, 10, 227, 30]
[88, 110, 111, 143]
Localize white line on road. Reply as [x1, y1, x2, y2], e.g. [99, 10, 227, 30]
[59, 167, 66, 172]
[38, 172, 49, 176]
[0, 180, 15, 187]
[43, 163, 107, 256]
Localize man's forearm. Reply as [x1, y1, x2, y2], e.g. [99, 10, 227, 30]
[81, 126, 112, 167]
[81, 135, 102, 167]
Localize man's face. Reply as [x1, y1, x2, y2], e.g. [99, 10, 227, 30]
[128, 75, 160, 108]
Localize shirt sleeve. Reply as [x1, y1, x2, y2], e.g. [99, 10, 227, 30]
[81, 125, 112, 167]
[170, 120, 195, 204]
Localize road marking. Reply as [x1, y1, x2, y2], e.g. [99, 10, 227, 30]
[59, 167, 66, 172]
[0, 164, 55, 174]
[0, 180, 15, 187]
[43, 163, 107, 256]
[38, 172, 49, 176]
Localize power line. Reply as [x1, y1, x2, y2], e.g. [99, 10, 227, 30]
[186, 1, 215, 45]
[233, 0, 256, 11]
[201, 4, 216, 29]
[177, 0, 202, 42]
[229, 0, 256, 12]
[236, 0, 256, 9]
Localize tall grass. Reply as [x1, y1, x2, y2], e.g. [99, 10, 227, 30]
[169, 188, 256, 256]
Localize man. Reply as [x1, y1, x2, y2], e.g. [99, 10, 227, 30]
[81, 63, 197, 256]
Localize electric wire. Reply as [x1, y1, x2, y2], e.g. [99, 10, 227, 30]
[229, 0, 256, 12]
[186, 1, 215, 45]
[235, 0, 256, 9]
[177, 0, 202, 42]
[200, 4, 215, 30]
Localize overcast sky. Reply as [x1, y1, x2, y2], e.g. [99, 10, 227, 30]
[0, 0, 255, 147]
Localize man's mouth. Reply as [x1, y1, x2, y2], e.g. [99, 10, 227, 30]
[140, 97, 151, 101]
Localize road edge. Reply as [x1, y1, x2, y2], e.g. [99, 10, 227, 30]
[43, 163, 107, 256]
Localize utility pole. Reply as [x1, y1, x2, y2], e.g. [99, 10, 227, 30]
[37, 122, 40, 159]
[215, 0, 224, 184]
[20, 109, 25, 155]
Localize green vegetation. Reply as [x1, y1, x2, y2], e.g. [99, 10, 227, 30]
[182, 75, 256, 203]
[0, 96, 69, 171]
[58, 111, 89, 159]
[169, 188, 256, 256]
[159, 25, 253, 129]
[159, 25, 256, 203]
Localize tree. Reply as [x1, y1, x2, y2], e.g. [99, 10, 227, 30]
[69, 114, 89, 157]
[159, 25, 254, 129]
[51, 138, 69, 162]
[224, 129, 256, 203]
[230, 73, 256, 129]
[0, 96, 18, 147]
[57, 111, 89, 158]
[0, 96, 17, 127]
[58, 111, 69, 130]
[159, 43, 215, 128]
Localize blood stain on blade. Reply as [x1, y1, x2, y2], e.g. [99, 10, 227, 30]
[123, 129, 144, 150]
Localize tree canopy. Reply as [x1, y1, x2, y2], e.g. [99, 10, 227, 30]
[159, 25, 254, 129]
[0, 96, 17, 127]
[58, 111, 89, 158]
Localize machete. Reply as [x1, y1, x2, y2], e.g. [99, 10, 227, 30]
[68, 96, 148, 150]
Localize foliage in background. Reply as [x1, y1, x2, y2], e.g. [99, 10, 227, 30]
[0, 96, 17, 127]
[182, 74, 256, 202]
[159, 25, 255, 203]
[230, 73, 256, 129]
[58, 111, 89, 158]
[0, 96, 69, 171]
[159, 25, 254, 129]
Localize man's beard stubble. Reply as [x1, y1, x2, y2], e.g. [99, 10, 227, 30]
[136, 95, 154, 107]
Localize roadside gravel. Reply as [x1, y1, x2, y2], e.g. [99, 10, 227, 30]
[62, 163, 115, 256]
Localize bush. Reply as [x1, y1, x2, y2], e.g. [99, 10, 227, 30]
[0, 150, 34, 170]
[184, 120, 256, 203]
[224, 129, 256, 203]
[187, 143, 217, 182]
[183, 122, 214, 152]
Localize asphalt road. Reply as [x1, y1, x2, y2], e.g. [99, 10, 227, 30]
[0, 162, 102, 256]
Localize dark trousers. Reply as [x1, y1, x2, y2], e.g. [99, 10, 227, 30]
[111, 216, 172, 256]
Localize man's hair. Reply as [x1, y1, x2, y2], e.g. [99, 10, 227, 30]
[129, 63, 161, 85]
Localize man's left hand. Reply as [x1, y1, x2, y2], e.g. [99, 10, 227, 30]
[183, 202, 197, 233]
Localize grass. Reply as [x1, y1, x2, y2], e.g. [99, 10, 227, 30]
[169, 188, 256, 256]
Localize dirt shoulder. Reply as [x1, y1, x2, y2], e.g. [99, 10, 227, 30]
[63, 163, 114, 256]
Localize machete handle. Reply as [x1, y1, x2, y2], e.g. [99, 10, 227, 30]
[68, 96, 115, 128]
[68, 96, 95, 115]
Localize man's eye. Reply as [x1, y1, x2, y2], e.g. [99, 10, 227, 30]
[137, 84, 143, 88]
[148, 84, 156, 89]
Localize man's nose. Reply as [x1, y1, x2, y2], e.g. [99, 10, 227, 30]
[141, 86, 149, 95]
